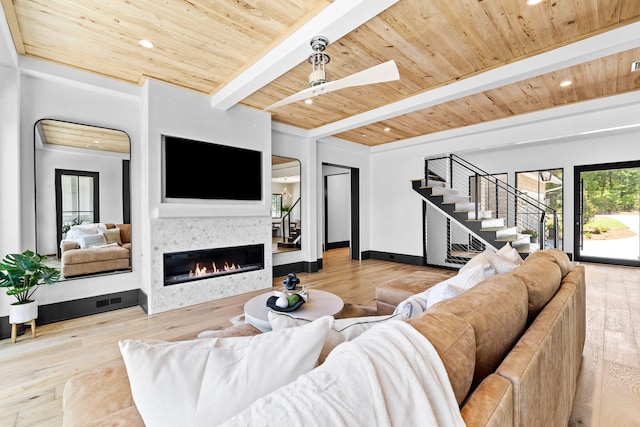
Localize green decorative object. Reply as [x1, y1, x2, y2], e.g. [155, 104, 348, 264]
[0, 250, 60, 304]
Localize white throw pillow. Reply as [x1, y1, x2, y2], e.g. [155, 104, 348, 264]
[119, 316, 333, 427]
[65, 225, 98, 241]
[268, 311, 406, 363]
[393, 286, 434, 319]
[484, 249, 520, 274]
[497, 243, 523, 265]
[426, 264, 486, 308]
[76, 233, 107, 249]
[459, 252, 496, 278]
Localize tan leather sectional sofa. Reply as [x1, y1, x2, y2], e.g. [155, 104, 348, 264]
[62, 248, 584, 426]
[60, 223, 131, 277]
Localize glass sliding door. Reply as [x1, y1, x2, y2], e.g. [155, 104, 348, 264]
[574, 161, 640, 266]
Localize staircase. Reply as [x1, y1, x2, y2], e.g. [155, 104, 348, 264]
[413, 154, 558, 265]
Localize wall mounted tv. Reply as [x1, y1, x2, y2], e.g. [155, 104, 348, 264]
[162, 135, 262, 201]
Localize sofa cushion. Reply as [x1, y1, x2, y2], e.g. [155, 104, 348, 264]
[268, 311, 406, 363]
[408, 312, 476, 405]
[119, 316, 333, 426]
[510, 257, 562, 318]
[116, 224, 132, 244]
[62, 246, 130, 264]
[525, 248, 572, 277]
[99, 227, 123, 245]
[63, 364, 140, 427]
[376, 270, 457, 308]
[428, 274, 529, 390]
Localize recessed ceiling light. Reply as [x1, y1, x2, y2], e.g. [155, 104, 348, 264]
[361, 134, 367, 137]
[304, 99, 313, 105]
[560, 80, 573, 87]
[384, 127, 391, 132]
[93, 140, 100, 144]
[526, 0, 543, 5]
[138, 39, 154, 48]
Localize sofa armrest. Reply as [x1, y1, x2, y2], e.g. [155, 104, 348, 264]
[60, 240, 80, 253]
[461, 374, 514, 427]
[63, 364, 142, 427]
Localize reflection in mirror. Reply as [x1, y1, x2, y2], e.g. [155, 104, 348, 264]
[35, 119, 132, 280]
[272, 156, 301, 254]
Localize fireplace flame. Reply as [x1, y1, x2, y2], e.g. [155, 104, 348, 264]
[189, 260, 241, 277]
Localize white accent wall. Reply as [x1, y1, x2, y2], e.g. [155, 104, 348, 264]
[369, 92, 640, 260]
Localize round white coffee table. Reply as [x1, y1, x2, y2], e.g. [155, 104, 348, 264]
[244, 289, 344, 332]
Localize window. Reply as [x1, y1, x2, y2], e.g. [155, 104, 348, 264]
[515, 169, 563, 249]
[271, 194, 283, 218]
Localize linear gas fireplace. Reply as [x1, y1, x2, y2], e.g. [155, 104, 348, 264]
[163, 244, 264, 286]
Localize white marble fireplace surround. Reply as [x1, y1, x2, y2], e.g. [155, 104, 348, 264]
[148, 216, 272, 313]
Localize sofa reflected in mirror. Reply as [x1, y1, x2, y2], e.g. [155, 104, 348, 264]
[59, 223, 131, 278]
[34, 119, 132, 279]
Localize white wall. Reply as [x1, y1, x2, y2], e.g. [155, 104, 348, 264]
[0, 64, 21, 314]
[143, 79, 272, 313]
[272, 127, 317, 267]
[317, 137, 371, 259]
[35, 141, 127, 255]
[369, 92, 640, 259]
[0, 67, 143, 317]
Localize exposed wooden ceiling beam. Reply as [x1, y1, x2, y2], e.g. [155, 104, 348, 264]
[209, 0, 400, 111]
[309, 21, 640, 140]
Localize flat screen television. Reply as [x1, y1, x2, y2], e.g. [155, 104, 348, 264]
[162, 135, 262, 201]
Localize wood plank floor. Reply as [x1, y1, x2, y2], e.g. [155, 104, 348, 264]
[0, 248, 638, 426]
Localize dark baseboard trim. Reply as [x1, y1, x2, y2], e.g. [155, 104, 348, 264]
[326, 241, 350, 250]
[273, 260, 319, 277]
[1, 290, 139, 340]
[361, 250, 425, 266]
[139, 289, 149, 314]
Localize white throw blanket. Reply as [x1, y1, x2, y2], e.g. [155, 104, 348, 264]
[221, 320, 465, 427]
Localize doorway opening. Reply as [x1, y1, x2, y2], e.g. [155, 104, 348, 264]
[574, 161, 640, 266]
[322, 163, 360, 261]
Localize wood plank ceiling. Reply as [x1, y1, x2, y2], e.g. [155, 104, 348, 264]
[3, 0, 640, 147]
[38, 120, 131, 154]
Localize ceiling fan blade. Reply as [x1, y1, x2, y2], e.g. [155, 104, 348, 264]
[324, 60, 399, 92]
[264, 60, 399, 111]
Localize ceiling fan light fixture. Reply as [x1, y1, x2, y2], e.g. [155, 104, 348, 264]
[138, 39, 154, 48]
[308, 36, 330, 87]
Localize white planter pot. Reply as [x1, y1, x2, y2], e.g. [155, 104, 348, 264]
[9, 300, 38, 324]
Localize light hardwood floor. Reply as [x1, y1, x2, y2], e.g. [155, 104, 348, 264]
[0, 248, 638, 426]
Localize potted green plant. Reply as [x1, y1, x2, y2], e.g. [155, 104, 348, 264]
[0, 250, 60, 326]
[521, 229, 538, 244]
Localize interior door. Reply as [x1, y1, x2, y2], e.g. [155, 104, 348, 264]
[574, 161, 640, 266]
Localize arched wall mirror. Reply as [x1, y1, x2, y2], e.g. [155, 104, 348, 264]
[34, 119, 132, 280]
[272, 156, 301, 254]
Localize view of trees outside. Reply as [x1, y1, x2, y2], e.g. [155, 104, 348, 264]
[581, 167, 640, 242]
[578, 164, 639, 264]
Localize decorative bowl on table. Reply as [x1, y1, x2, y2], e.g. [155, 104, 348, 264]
[266, 294, 305, 312]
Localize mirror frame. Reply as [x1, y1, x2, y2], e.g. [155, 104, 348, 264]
[34, 119, 132, 280]
[272, 156, 301, 254]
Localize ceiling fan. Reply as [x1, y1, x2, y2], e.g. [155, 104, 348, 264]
[264, 36, 400, 111]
